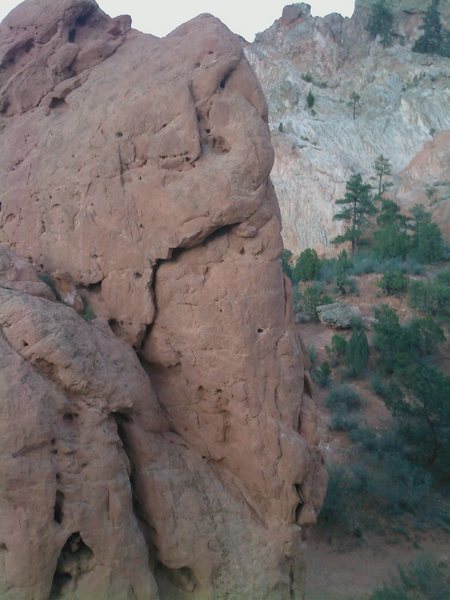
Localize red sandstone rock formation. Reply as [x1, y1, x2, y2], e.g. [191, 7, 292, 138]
[0, 1, 326, 598]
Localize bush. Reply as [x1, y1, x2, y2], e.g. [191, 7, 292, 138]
[326, 334, 348, 366]
[408, 279, 450, 318]
[292, 248, 321, 282]
[330, 408, 360, 432]
[377, 269, 409, 295]
[312, 360, 331, 387]
[307, 343, 317, 366]
[301, 285, 332, 320]
[317, 464, 365, 536]
[410, 205, 445, 263]
[370, 555, 450, 600]
[373, 224, 410, 260]
[345, 324, 370, 377]
[306, 91, 315, 109]
[372, 305, 412, 375]
[82, 305, 96, 321]
[281, 249, 293, 279]
[326, 384, 363, 412]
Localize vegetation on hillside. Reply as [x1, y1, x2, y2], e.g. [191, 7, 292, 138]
[281, 166, 450, 544]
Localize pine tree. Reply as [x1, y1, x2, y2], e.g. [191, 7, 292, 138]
[410, 205, 445, 263]
[373, 199, 410, 259]
[349, 91, 361, 120]
[292, 248, 321, 282]
[345, 323, 370, 377]
[413, 0, 443, 55]
[366, 0, 394, 47]
[332, 174, 375, 256]
[373, 155, 393, 196]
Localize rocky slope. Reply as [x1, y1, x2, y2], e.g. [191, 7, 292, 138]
[246, 1, 450, 254]
[0, 1, 326, 598]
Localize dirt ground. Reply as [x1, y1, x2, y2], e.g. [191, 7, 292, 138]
[305, 531, 450, 600]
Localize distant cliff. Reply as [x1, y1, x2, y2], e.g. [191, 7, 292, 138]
[246, 1, 450, 254]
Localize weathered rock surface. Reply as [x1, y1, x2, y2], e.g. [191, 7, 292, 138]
[0, 1, 326, 598]
[245, 1, 450, 254]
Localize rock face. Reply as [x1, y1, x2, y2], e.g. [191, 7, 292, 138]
[0, 1, 326, 598]
[245, 1, 450, 254]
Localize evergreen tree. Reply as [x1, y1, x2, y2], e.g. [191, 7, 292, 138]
[410, 205, 445, 263]
[332, 174, 375, 256]
[366, 0, 394, 47]
[292, 248, 321, 282]
[281, 249, 293, 280]
[349, 91, 361, 120]
[373, 199, 410, 259]
[373, 155, 393, 196]
[377, 269, 409, 295]
[413, 0, 444, 55]
[345, 322, 370, 377]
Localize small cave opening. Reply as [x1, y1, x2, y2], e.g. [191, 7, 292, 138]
[68, 29, 76, 43]
[49, 533, 94, 599]
[85, 281, 102, 294]
[156, 562, 198, 594]
[75, 14, 89, 27]
[53, 490, 65, 524]
[49, 97, 66, 110]
[62, 412, 78, 423]
[108, 318, 121, 337]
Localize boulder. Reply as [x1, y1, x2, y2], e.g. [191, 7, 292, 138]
[0, 1, 326, 598]
[316, 302, 362, 328]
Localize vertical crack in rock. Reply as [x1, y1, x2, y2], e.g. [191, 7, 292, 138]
[111, 411, 156, 542]
[49, 533, 94, 599]
[53, 490, 65, 525]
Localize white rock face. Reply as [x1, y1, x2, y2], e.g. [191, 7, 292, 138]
[246, 2, 450, 254]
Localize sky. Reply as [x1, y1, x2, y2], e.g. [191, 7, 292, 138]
[0, 1, 355, 40]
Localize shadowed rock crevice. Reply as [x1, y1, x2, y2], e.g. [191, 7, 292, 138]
[49, 533, 94, 599]
[155, 563, 199, 595]
[111, 411, 157, 543]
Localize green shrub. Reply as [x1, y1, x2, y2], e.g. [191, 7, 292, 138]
[370, 555, 450, 600]
[326, 334, 348, 366]
[306, 91, 315, 109]
[345, 324, 370, 377]
[377, 269, 409, 295]
[301, 285, 332, 320]
[408, 279, 450, 317]
[373, 224, 410, 260]
[410, 205, 445, 263]
[292, 248, 321, 282]
[307, 343, 317, 366]
[330, 409, 360, 432]
[82, 305, 96, 321]
[326, 384, 363, 412]
[312, 360, 332, 387]
[281, 249, 293, 279]
[317, 464, 365, 536]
